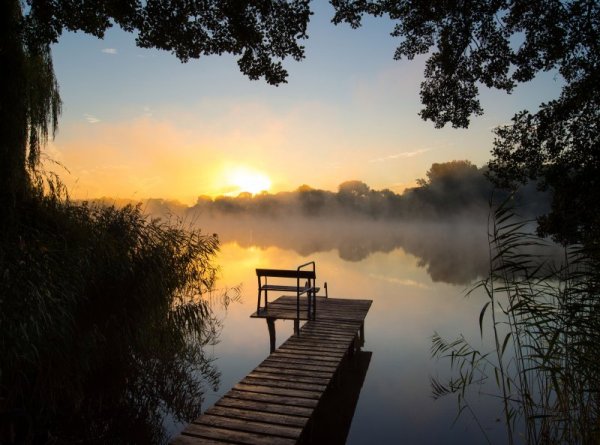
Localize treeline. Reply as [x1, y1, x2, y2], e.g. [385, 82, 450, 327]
[123, 161, 550, 221]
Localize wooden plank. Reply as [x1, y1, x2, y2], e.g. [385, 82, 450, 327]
[182, 423, 297, 445]
[170, 434, 232, 445]
[289, 334, 354, 345]
[279, 344, 347, 361]
[298, 327, 358, 337]
[280, 338, 349, 352]
[171, 295, 373, 444]
[297, 326, 357, 336]
[248, 370, 331, 386]
[233, 383, 322, 400]
[262, 358, 338, 373]
[251, 310, 310, 320]
[252, 298, 373, 321]
[300, 323, 359, 332]
[216, 396, 314, 418]
[295, 329, 356, 340]
[254, 365, 333, 380]
[302, 320, 361, 330]
[277, 345, 346, 358]
[242, 376, 327, 392]
[206, 405, 309, 428]
[269, 351, 341, 364]
[263, 354, 341, 368]
[194, 414, 303, 439]
[226, 389, 319, 408]
[273, 347, 344, 358]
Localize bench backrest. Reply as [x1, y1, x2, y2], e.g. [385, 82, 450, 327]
[256, 268, 316, 280]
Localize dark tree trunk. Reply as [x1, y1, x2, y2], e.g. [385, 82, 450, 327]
[0, 0, 28, 229]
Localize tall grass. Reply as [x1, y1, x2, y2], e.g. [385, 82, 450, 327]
[431, 197, 600, 444]
[0, 178, 233, 444]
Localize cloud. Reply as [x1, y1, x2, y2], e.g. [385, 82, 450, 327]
[101, 48, 118, 55]
[84, 113, 100, 124]
[369, 148, 431, 163]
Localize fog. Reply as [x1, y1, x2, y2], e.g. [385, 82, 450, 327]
[190, 215, 489, 284]
[86, 197, 562, 286]
[85, 162, 558, 285]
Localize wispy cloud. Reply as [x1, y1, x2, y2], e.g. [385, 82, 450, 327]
[369, 148, 431, 163]
[84, 113, 100, 124]
[101, 48, 117, 55]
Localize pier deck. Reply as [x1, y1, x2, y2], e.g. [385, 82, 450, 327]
[170, 296, 372, 445]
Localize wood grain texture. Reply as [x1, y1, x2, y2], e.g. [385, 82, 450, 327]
[170, 297, 372, 445]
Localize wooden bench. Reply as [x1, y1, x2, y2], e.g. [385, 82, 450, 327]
[256, 262, 328, 352]
[256, 261, 327, 322]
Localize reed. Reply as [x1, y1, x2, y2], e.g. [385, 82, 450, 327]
[0, 179, 234, 443]
[431, 196, 600, 444]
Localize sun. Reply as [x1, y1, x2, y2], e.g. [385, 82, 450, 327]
[227, 167, 272, 195]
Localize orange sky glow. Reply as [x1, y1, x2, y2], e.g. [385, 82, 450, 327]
[46, 4, 561, 205]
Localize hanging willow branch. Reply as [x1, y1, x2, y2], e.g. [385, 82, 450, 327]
[24, 45, 62, 170]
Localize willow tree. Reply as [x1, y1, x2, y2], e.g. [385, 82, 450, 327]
[1, 2, 312, 440]
[331, 0, 600, 247]
[0, 0, 311, 226]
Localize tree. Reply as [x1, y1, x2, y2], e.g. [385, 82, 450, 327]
[1, 2, 311, 440]
[0, 0, 311, 224]
[417, 160, 478, 186]
[331, 0, 600, 246]
[297, 184, 328, 216]
[337, 180, 371, 214]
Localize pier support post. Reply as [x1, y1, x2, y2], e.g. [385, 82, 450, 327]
[267, 318, 276, 353]
[359, 321, 365, 347]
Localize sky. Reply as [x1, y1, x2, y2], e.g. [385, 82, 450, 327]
[47, 3, 563, 205]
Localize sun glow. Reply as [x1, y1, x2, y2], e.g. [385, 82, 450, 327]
[227, 167, 272, 195]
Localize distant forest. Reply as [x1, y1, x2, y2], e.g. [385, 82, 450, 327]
[95, 161, 550, 221]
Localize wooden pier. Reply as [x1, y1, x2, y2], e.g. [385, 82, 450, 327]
[170, 296, 372, 445]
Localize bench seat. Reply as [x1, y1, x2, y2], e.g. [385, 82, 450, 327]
[260, 284, 320, 294]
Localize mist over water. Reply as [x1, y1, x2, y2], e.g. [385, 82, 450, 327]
[185, 213, 563, 286]
[193, 216, 489, 284]
[160, 209, 565, 444]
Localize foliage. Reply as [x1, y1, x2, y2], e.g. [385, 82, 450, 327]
[331, 0, 600, 246]
[431, 198, 600, 444]
[490, 87, 600, 246]
[0, 0, 62, 218]
[2, 1, 304, 442]
[23, 0, 311, 86]
[1, 0, 311, 224]
[0, 180, 231, 443]
[186, 162, 547, 221]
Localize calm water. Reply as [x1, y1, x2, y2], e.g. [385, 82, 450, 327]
[172, 217, 518, 444]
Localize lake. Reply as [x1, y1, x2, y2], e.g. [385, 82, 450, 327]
[170, 216, 522, 444]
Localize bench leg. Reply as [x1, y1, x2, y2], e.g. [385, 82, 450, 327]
[294, 319, 300, 335]
[267, 318, 276, 353]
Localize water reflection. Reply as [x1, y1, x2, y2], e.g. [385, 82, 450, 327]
[190, 239, 506, 444]
[171, 217, 565, 444]
[190, 216, 561, 285]
[310, 351, 373, 444]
